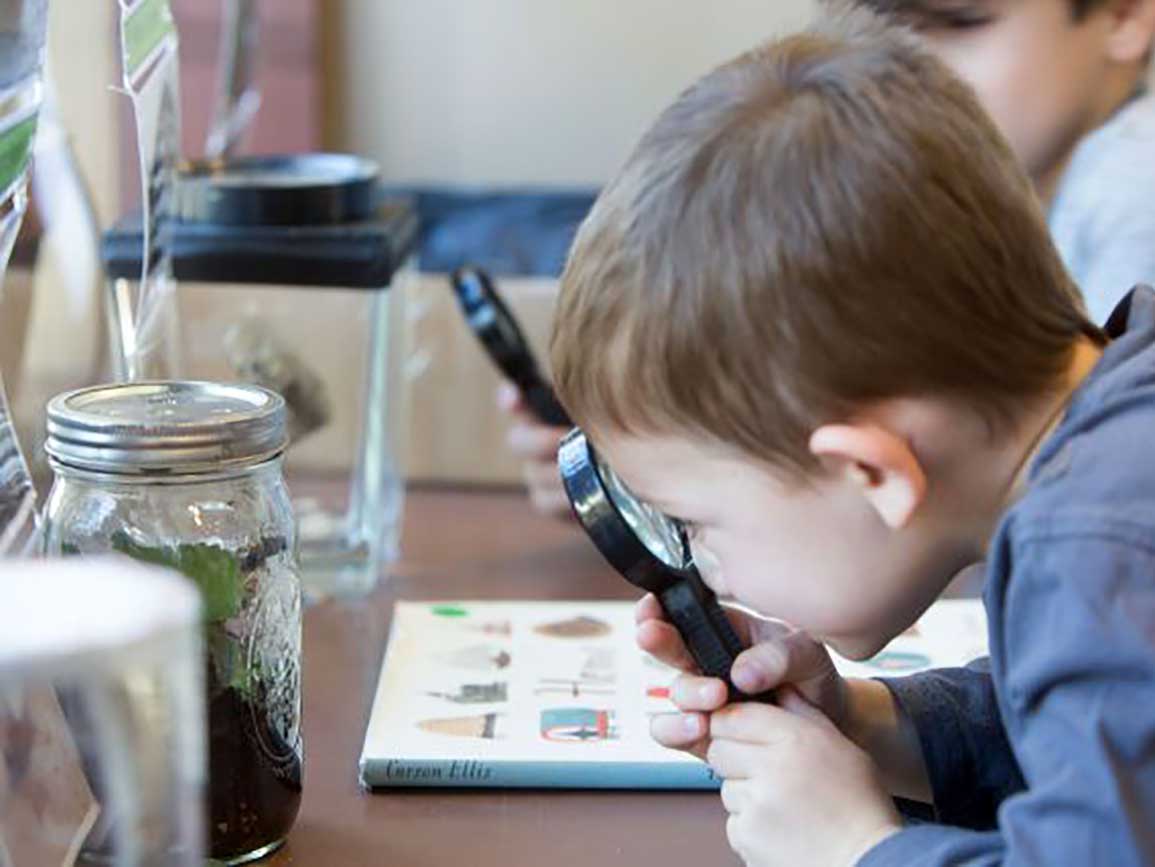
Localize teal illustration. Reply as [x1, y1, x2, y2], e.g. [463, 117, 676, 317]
[864, 650, 931, 672]
[540, 708, 618, 743]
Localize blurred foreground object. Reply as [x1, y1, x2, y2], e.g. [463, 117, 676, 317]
[0, 557, 205, 866]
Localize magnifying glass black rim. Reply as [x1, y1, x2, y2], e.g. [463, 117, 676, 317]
[558, 429, 696, 595]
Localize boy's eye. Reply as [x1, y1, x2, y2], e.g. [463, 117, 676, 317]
[935, 11, 994, 30]
[900, 2, 995, 31]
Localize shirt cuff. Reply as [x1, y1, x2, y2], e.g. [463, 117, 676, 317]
[877, 672, 997, 828]
[857, 825, 996, 866]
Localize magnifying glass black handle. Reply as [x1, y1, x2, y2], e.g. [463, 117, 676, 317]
[450, 266, 572, 427]
[658, 577, 772, 704]
[523, 381, 571, 427]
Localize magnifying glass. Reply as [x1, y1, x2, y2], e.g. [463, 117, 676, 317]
[450, 266, 572, 427]
[558, 429, 769, 702]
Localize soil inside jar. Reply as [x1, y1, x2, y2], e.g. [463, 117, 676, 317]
[207, 671, 302, 862]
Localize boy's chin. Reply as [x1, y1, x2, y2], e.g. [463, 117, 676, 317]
[826, 633, 891, 662]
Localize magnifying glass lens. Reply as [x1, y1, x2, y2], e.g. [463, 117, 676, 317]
[594, 456, 688, 571]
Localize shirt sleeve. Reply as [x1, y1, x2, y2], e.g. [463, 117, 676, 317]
[878, 660, 1024, 829]
[1077, 225, 1155, 326]
[860, 532, 1155, 867]
[1061, 146, 1155, 325]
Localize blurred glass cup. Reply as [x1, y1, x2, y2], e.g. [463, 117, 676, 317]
[0, 558, 205, 866]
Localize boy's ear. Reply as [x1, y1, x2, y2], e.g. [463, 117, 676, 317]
[809, 424, 927, 530]
[1104, 0, 1155, 65]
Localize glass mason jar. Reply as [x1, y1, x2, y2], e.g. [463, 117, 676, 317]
[41, 381, 303, 865]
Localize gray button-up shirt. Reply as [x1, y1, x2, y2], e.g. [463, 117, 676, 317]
[863, 287, 1155, 866]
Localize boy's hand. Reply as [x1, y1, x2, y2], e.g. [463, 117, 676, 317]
[711, 689, 901, 867]
[497, 382, 572, 519]
[636, 593, 849, 759]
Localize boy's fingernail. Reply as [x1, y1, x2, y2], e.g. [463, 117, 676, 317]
[683, 715, 703, 736]
[732, 665, 761, 693]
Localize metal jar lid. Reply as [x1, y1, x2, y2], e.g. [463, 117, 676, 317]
[46, 381, 287, 477]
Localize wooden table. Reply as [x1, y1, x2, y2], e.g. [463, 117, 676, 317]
[267, 488, 735, 866]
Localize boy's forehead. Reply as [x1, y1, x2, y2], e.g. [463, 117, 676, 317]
[595, 434, 706, 499]
[594, 431, 748, 511]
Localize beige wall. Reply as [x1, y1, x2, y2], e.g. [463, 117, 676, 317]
[327, 1, 818, 484]
[332, 0, 816, 187]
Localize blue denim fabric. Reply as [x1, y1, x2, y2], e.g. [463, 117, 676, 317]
[861, 287, 1155, 866]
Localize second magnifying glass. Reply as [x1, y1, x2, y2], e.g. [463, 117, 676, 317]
[558, 429, 771, 702]
[450, 266, 572, 427]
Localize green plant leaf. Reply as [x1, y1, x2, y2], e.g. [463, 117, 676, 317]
[207, 625, 252, 697]
[175, 543, 242, 622]
[111, 532, 242, 622]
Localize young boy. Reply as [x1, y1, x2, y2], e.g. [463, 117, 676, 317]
[550, 8, 1155, 867]
[855, 0, 1155, 324]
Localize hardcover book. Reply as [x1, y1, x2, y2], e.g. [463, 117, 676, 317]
[359, 599, 987, 790]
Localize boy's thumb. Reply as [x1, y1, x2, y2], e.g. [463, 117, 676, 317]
[730, 642, 789, 695]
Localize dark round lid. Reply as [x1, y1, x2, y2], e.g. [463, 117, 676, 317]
[175, 153, 379, 226]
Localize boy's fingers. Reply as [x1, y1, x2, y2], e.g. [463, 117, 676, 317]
[777, 685, 839, 733]
[650, 713, 710, 761]
[669, 674, 729, 711]
[720, 780, 751, 816]
[636, 619, 698, 673]
[705, 737, 764, 781]
[635, 593, 665, 625]
[730, 641, 790, 695]
[708, 701, 807, 749]
[729, 627, 829, 695]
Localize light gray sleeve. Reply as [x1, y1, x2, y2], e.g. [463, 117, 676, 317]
[1078, 210, 1155, 324]
[1052, 126, 1155, 324]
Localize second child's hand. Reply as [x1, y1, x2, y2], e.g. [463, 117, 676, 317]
[497, 382, 573, 519]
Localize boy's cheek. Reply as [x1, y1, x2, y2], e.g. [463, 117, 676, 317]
[824, 632, 889, 662]
[690, 539, 728, 596]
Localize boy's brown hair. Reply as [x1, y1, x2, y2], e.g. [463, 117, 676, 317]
[550, 7, 1099, 473]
